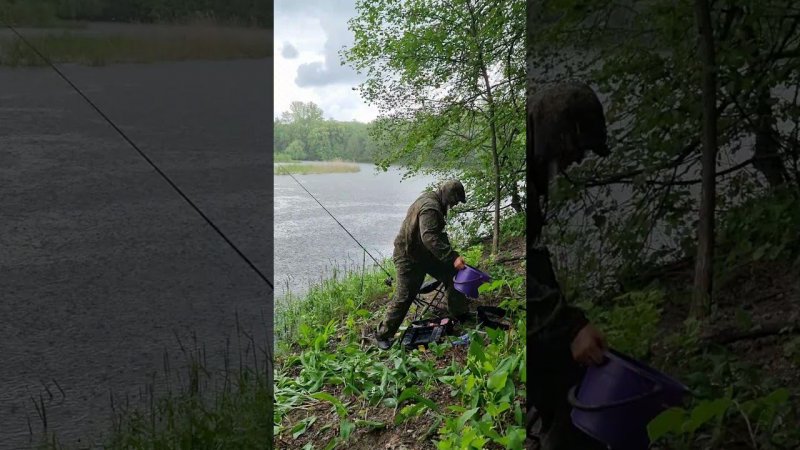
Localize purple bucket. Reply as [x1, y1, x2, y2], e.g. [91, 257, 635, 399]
[453, 265, 491, 299]
[569, 350, 689, 450]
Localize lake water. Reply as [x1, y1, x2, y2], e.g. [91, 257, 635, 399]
[274, 164, 437, 297]
[0, 54, 272, 447]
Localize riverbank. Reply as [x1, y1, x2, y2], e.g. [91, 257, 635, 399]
[274, 239, 528, 449]
[0, 23, 271, 67]
[274, 161, 361, 176]
[29, 237, 524, 449]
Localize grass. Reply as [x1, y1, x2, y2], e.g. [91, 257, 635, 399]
[273, 153, 298, 163]
[274, 162, 361, 176]
[273, 243, 528, 449]
[0, 28, 271, 67]
[275, 262, 393, 346]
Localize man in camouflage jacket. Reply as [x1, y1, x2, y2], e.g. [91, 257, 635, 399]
[375, 180, 469, 349]
[527, 81, 611, 449]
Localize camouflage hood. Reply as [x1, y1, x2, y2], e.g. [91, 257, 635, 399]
[528, 81, 609, 194]
[435, 179, 466, 216]
[393, 180, 465, 263]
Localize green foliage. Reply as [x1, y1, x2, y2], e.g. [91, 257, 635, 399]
[648, 388, 797, 449]
[436, 325, 526, 449]
[499, 213, 526, 239]
[531, 0, 800, 295]
[717, 188, 800, 267]
[274, 162, 361, 176]
[274, 262, 393, 344]
[82, 327, 273, 449]
[283, 140, 307, 161]
[0, 31, 270, 67]
[274, 102, 380, 163]
[0, 0, 60, 27]
[581, 289, 663, 358]
[783, 336, 800, 367]
[0, 0, 271, 27]
[459, 244, 486, 268]
[275, 244, 526, 448]
[344, 0, 526, 251]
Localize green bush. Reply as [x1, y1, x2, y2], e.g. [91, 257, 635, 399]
[717, 188, 800, 266]
[581, 289, 663, 359]
[0, 0, 272, 28]
[499, 213, 526, 239]
[0, 0, 60, 26]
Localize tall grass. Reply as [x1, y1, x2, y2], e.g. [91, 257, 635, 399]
[273, 153, 297, 163]
[274, 260, 393, 346]
[274, 162, 361, 176]
[32, 320, 272, 449]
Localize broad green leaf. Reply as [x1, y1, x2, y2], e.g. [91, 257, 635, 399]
[354, 419, 386, 429]
[647, 407, 686, 442]
[457, 407, 480, 428]
[487, 368, 509, 392]
[311, 392, 347, 418]
[339, 420, 355, 440]
[685, 398, 731, 433]
[763, 388, 790, 407]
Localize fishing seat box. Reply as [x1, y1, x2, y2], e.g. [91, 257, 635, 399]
[400, 317, 453, 349]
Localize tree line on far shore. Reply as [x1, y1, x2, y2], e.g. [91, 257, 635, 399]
[273, 101, 380, 164]
[0, 0, 271, 27]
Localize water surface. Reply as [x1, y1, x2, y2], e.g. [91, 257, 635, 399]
[274, 164, 437, 297]
[1, 58, 271, 447]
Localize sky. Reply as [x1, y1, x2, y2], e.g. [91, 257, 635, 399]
[274, 0, 378, 123]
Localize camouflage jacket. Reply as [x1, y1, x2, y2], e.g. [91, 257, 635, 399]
[394, 182, 462, 266]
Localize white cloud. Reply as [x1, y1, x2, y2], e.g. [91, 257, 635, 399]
[274, 0, 377, 122]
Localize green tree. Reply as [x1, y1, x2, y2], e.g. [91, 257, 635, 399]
[274, 102, 381, 163]
[526, 0, 800, 304]
[281, 101, 324, 125]
[344, 0, 526, 255]
[284, 140, 307, 161]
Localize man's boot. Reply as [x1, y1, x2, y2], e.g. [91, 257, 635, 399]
[375, 322, 395, 350]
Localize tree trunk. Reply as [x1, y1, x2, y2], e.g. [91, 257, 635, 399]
[482, 70, 502, 256]
[468, 0, 501, 256]
[691, 0, 717, 319]
[752, 89, 786, 188]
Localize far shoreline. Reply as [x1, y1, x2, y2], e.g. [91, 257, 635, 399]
[273, 160, 362, 176]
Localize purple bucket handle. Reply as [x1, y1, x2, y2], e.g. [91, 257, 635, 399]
[568, 382, 664, 411]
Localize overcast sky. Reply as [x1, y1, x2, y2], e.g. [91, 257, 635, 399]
[274, 0, 378, 123]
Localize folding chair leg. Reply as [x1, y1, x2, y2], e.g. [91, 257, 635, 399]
[412, 286, 447, 321]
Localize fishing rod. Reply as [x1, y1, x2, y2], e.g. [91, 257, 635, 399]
[4, 22, 274, 291]
[277, 166, 394, 280]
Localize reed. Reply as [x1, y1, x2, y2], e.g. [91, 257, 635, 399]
[274, 162, 361, 176]
[0, 28, 271, 67]
[274, 259, 393, 347]
[31, 316, 272, 449]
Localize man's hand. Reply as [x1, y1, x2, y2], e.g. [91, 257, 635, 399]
[571, 323, 607, 366]
[453, 256, 466, 270]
